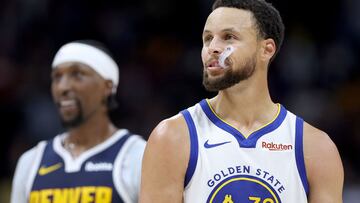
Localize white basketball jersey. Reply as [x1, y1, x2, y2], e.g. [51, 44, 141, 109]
[181, 99, 308, 203]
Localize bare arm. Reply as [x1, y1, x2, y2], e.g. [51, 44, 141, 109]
[140, 114, 189, 203]
[304, 122, 344, 203]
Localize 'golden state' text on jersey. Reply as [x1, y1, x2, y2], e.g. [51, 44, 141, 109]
[181, 99, 308, 203]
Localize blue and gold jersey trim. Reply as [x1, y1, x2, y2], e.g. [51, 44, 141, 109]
[181, 109, 199, 187]
[199, 99, 287, 148]
[295, 117, 309, 195]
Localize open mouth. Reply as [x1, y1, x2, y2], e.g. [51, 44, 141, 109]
[59, 100, 76, 107]
[57, 99, 79, 113]
[205, 60, 227, 76]
[208, 60, 220, 68]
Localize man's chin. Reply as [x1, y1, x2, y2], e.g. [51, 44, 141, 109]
[203, 79, 230, 92]
[60, 116, 84, 129]
[203, 72, 232, 91]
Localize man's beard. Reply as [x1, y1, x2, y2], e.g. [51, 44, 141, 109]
[60, 101, 85, 129]
[203, 55, 256, 92]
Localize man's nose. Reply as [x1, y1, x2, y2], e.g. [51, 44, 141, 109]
[55, 75, 73, 95]
[208, 37, 224, 55]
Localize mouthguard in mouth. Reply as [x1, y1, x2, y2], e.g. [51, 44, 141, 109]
[219, 45, 235, 69]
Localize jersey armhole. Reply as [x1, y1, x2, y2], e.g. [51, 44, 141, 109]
[181, 110, 199, 188]
[295, 117, 309, 195]
[25, 141, 47, 199]
[113, 134, 133, 203]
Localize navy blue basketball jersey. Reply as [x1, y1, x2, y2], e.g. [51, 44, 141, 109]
[28, 130, 136, 203]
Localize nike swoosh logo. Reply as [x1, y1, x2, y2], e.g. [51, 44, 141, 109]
[204, 140, 231, 148]
[38, 163, 62, 176]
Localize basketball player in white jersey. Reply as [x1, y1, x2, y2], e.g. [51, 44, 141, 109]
[11, 41, 145, 203]
[140, 0, 343, 202]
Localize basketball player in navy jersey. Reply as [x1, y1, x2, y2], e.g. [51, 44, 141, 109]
[140, 0, 343, 202]
[11, 41, 145, 203]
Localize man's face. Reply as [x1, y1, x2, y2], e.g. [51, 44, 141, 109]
[51, 62, 109, 129]
[201, 7, 260, 91]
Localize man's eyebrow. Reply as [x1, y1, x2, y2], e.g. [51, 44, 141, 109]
[222, 27, 238, 33]
[203, 27, 239, 35]
[203, 30, 211, 35]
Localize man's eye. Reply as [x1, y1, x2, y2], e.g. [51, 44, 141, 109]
[52, 73, 62, 81]
[72, 70, 84, 78]
[203, 35, 213, 43]
[225, 34, 236, 40]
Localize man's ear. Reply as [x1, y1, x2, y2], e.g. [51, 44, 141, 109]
[104, 80, 114, 98]
[261, 38, 276, 61]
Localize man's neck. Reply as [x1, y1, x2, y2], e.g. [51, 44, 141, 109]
[65, 114, 117, 157]
[209, 73, 278, 136]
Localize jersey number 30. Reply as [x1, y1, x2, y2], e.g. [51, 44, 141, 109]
[223, 195, 275, 203]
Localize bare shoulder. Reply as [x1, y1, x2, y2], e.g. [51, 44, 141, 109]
[147, 113, 189, 149]
[303, 122, 344, 202]
[303, 122, 342, 165]
[140, 113, 189, 202]
[303, 122, 340, 157]
[144, 113, 190, 175]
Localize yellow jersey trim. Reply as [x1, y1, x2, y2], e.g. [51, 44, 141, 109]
[205, 99, 281, 139]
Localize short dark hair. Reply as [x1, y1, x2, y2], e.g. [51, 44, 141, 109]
[212, 0, 285, 58]
[74, 40, 115, 59]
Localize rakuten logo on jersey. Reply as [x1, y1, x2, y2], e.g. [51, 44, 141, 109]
[261, 141, 293, 151]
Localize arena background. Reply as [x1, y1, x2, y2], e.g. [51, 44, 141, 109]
[0, 0, 359, 201]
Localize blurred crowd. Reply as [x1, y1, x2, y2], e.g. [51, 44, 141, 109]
[0, 0, 359, 202]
